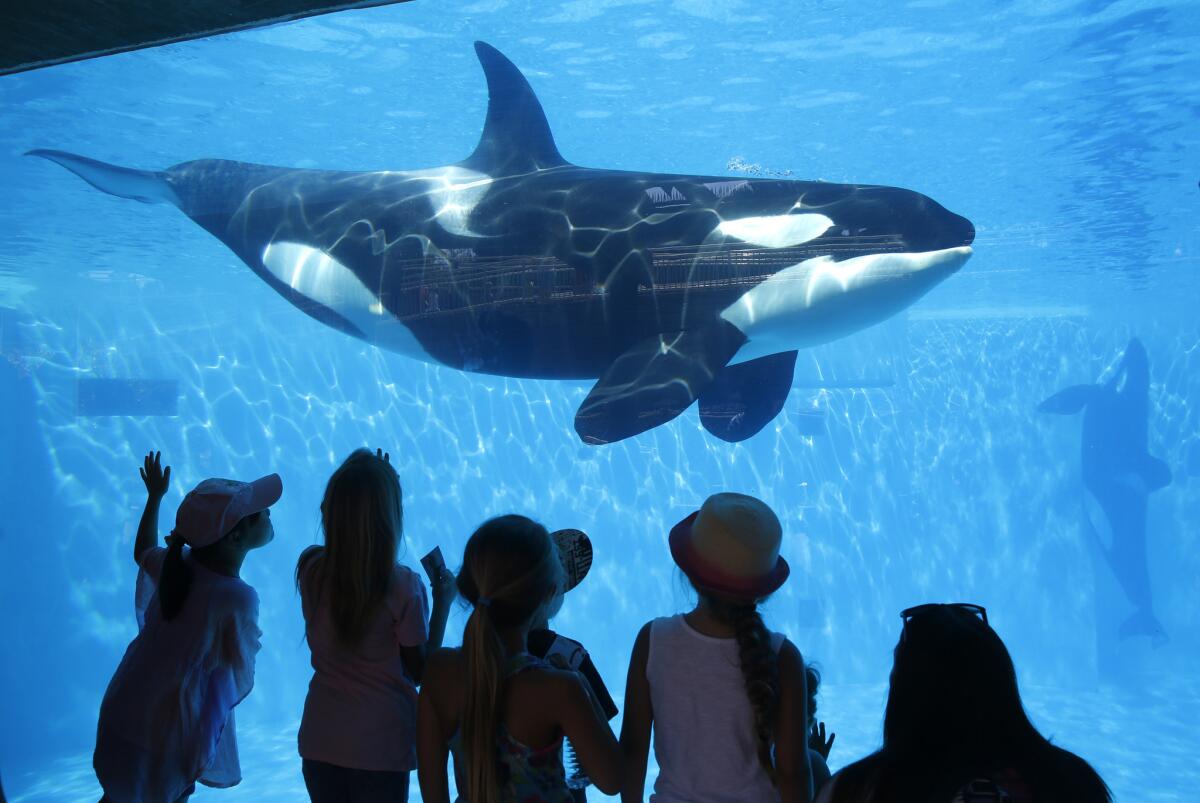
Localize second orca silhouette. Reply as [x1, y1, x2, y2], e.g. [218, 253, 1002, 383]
[1039, 338, 1171, 644]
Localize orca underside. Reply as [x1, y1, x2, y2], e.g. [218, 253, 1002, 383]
[30, 41, 974, 445]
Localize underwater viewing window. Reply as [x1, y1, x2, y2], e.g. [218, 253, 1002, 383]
[1, 0, 1197, 800]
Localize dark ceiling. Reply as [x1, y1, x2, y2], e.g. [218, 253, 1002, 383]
[1, 0, 414, 76]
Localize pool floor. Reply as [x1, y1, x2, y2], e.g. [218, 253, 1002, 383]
[6, 680, 1194, 801]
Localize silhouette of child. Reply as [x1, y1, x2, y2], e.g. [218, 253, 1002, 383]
[805, 664, 834, 795]
[94, 451, 281, 802]
[296, 448, 456, 802]
[621, 492, 813, 802]
[417, 515, 622, 803]
[528, 529, 619, 800]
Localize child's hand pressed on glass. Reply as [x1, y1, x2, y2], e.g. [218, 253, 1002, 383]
[809, 720, 836, 759]
[140, 451, 171, 499]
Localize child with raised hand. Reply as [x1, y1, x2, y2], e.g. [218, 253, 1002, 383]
[621, 493, 813, 803]
[94, 451, 281, 802]
[296, 448, 456, 802]
[417, 515, 623, 803]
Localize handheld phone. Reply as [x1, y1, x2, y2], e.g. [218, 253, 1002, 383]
[420, 546, 446, 583]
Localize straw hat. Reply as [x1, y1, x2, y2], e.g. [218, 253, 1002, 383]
[669, 492, 789, 601]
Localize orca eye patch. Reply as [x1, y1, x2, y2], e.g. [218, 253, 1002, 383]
[716, 213, 833, 249]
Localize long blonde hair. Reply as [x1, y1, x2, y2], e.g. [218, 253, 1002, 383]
[457, 515, 562, 803]
[295, 449, 402, 645]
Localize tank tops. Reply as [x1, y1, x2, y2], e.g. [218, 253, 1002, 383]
[647, 614, 785, 803]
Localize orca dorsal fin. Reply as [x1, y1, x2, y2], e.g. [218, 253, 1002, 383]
[460, 41, 568, 174]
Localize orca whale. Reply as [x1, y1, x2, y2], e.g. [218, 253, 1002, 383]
[30, 41, 974, 445]
[1039, 337, 1171, 644]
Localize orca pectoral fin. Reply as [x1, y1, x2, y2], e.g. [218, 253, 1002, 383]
[1036, 384, 1097, 415]
[699, 351, 798, 443]
[1139, 454, 1173, 491]
[26, 149, 178, 205]
[574, 321, 746, 445]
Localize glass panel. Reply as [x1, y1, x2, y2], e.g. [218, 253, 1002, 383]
[1, 2, 1195, 800]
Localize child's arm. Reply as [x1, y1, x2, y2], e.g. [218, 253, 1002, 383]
[416, 649, 455, 803]
[775, 640, 815, 803]
[426, 565, 455, 652]
[554, 671, 623, 795]
[401, 567, 456, 684]
[134, 451, 170, 566]
[619, 622, 653, 803]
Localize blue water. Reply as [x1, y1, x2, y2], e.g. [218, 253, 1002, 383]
[1, 1, 1198, 800]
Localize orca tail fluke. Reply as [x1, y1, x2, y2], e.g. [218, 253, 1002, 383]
[1118, 608, 1168, 645]
[26, 149, 179, 205]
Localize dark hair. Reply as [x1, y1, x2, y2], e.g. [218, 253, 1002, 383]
[296, 449, 402, 645]
[457, 515, 562, 803]
[159, 511, 262, 621]
[698, 588, 779, 785]
[806, 663, 821, 721]
[831, 606, 1112, 803]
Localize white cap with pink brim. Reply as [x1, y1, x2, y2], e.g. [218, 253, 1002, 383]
[172, 474, 283, 548]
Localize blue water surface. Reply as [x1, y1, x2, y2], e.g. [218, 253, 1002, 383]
[1, 0, 1198, 800]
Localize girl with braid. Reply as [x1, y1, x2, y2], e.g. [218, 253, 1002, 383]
[417, 515, 623, 803]
[620, 493, 813, 803]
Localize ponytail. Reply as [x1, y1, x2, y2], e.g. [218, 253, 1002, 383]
[707, 594, 780, 785]
[159, 533, 193, 621]
[457, 515, 562, 803]
[462, 601, 505, 803]
[161, 511, 260, 621]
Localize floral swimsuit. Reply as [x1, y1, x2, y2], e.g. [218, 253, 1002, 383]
[452, 653, 574, 803]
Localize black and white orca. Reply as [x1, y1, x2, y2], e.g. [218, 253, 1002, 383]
[31, 41, 974, 445]
[1039, 338, 1171, 644]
